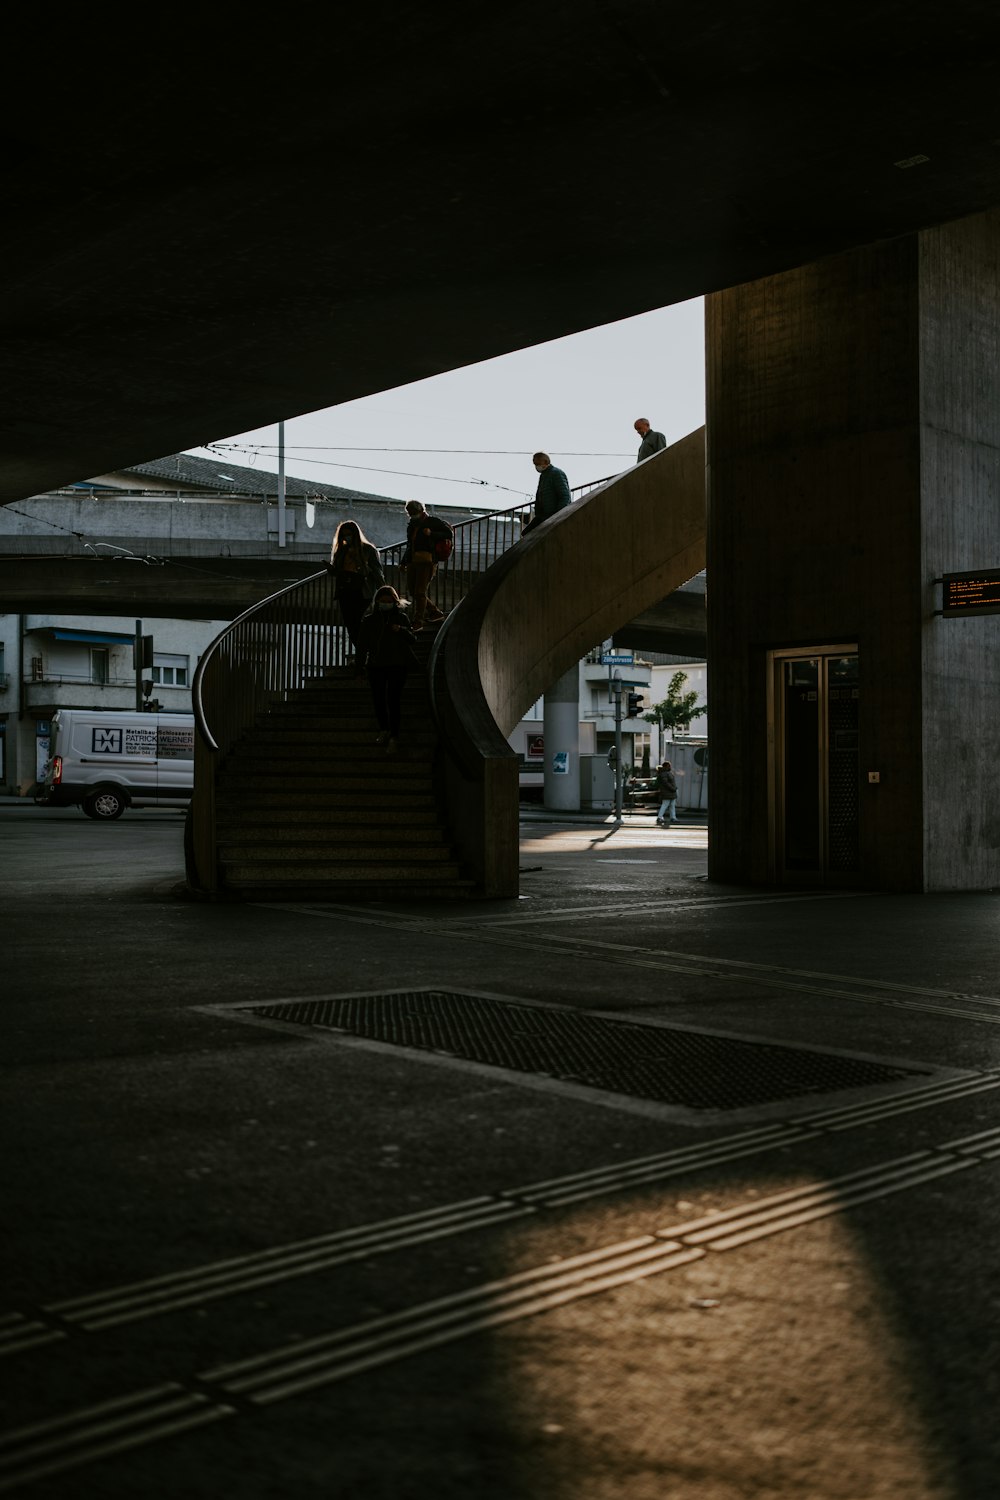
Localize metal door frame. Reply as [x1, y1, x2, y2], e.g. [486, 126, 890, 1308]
[767, 643, 858, 883]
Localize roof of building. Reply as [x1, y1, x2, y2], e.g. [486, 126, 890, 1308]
[112, 452, 400, 505]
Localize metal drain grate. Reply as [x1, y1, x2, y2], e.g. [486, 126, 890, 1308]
[241, 991, 920, 1111]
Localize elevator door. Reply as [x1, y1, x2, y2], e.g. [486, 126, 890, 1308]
[770, 648, 859, 883]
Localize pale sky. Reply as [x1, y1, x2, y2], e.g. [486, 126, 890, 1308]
[186, 298, 705, 512]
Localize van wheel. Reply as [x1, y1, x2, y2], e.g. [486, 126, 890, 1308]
[83, 789, 127, 820]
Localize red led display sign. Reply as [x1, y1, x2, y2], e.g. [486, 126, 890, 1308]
[942, 570, 1000, 615]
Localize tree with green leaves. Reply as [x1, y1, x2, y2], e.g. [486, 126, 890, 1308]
[643, 671, 707, 735]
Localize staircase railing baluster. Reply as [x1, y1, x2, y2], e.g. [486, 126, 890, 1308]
[189, 497, 534, 894]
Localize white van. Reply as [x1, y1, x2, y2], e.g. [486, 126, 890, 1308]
[37, 709, 195, 819]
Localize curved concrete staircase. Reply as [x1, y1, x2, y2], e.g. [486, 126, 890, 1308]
[427, 426, 707, 897]
[208, 631, 475, 900]
[188, 427, 706, 902]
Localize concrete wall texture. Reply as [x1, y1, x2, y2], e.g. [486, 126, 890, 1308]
[0, 494, 467, 560]
[706, 206, 1000, 892]
[918, 211, 1000, 888]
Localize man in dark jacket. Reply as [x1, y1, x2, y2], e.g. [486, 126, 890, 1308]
[655, 759, 678, 826]
[634, 418, 667, 463]
[523, 451, 571, 534]
[403, 499, 446, 631]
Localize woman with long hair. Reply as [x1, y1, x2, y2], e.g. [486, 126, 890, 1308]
[327, 520, 385, 651]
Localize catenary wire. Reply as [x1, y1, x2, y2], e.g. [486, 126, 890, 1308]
[204, 445, 532, 494]
[207, 442, 634, 458]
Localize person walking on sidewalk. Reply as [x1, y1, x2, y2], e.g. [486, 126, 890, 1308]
[634, 418, 667, 464]
[655, 759, 678, 826]
[327, 520, 385, 652]
[522, 452, 571, 534]
[355, 584, 421, 753]
[403, 500, 447, 631]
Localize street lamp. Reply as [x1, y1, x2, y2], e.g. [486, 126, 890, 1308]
[610, 670, 623, 821]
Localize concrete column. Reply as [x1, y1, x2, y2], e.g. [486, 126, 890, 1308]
[542, 663, 581, 810]
[706, 207, 1000, 892]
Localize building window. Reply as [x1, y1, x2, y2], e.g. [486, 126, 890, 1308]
[151, 654, 189, 688]
[90, 648, 109, 685]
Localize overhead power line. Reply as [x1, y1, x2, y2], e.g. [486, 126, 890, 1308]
[208, 442, 633, 458]
[3, 504, 87, 540]
[204, 444, 531, 496]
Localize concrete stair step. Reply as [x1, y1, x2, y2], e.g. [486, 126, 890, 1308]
[316, 650, 438, 676]
[216, 784, 437, 803]
[310, 675, 431, 687]
[255, 720, 431, 737]
[219, 841, 453, 861]
[308, 678, 433, 688]
[244, 734, 433, 751]
[226, 745, 431, 763]
[223, 858, 466, 882]
[250, 699, 429, 715]
[216, 807, 441, 827]
[218, 789, 436, 809]
[262, 692, 429, 704]
[249, 723, 436, 740]
[216, 801, 438, 819]
[297, 679, 430, 696]
[288, 705, 431, 721]
[217, 823, 449, 845]
[223, 878, 477, 901]
[236, 738, 440, 756]
[251, 705, 430, 720]
[227, 750, 436, 769]
[212, 663, 466, 896]
[219, 765, 434, 786]
[273, 705, 430, 724]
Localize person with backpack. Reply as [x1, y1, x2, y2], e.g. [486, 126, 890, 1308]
[403, 499, 452, 631]
[655, 759, 679, 827]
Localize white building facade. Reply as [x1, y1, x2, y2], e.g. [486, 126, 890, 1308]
[0, 613, 224, 794]
[508, 651, 708, 811]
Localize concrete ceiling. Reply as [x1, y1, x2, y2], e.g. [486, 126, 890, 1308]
[5, 3, 1000, 506]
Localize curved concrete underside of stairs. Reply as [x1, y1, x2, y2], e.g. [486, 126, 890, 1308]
[430, 427, 707, 897]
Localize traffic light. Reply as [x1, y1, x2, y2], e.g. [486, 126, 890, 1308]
[626, 691, 644, 718]
[133, 634, 154, 669]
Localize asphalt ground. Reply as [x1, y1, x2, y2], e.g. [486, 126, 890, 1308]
[2, 800, 1000, 1499]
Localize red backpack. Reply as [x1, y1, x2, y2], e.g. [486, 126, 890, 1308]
[424, 514, 454, 561]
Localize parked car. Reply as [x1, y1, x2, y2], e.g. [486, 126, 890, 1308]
[624, 775, 660, 812]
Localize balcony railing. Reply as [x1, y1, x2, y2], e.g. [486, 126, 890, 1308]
[22, 671, 134, 688]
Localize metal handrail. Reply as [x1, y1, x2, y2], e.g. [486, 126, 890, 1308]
[192, 495, 538, 758]
[572, 471, 621, 497]
[186, 483, 622, 890]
